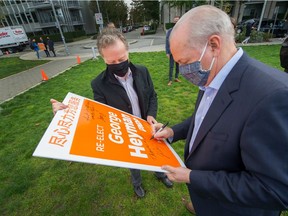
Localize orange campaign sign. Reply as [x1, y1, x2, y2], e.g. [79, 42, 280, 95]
[33, 92, 185, 172]
[38, 42, 45, 51]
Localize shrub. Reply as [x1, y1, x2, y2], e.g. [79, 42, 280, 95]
[235, 28, 271, 43]
[141, 29, 156, 35]
[150, 22, 158, 30]
[165, 22, 175, 30]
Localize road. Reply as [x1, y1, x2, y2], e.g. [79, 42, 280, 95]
[56, 27, 166, 56]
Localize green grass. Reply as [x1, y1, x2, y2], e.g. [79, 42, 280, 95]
[0, 45, 287, 215]
[0, 57, 49, 79]
[241, 44, 283, 70]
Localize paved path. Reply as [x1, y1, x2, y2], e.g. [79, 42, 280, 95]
[0, 58, 90, 103]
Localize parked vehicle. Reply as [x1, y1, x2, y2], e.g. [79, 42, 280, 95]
[0, 26, 28, 53]
[237, 18, 286, 37]
[122, 26, 128, 33]
[128, 26, 133, 32]
[236, 19, 255, 34]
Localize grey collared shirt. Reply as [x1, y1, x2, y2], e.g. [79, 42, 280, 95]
[115, 69, 142, 118]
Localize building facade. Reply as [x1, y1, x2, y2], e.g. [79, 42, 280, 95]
[161, 0, 288, 27]
[0, 0, 96, 36]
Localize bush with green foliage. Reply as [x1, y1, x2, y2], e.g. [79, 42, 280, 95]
[235, 27, 272, 43]
[150, 22, 158, 31]
[142, 30, 156, 35]
[165, 22, 175, 30]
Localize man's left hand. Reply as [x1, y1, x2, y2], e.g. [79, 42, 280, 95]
[162, 165, 191, 183]
[147, 116, 157, 125]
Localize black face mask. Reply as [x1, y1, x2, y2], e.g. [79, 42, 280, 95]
[106, 60, 129, 77]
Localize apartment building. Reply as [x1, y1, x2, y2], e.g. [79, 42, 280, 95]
[0, 0, 96, 36]
[161, 0, 288, 25]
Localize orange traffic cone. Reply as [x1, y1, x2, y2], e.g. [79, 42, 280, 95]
[76, 55, 81, 64]
[41, 69, 49, 81]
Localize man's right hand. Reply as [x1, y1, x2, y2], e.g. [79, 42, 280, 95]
[50, 98, 68, 115]
[151, 123, 174, 140]
[166, 54, 170, 59]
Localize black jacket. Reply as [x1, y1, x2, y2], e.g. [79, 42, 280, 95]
[280, 37, 288, 69]
[91, 62, 157, 120]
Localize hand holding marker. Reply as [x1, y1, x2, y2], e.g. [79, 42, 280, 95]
[150, 122, 169, 140]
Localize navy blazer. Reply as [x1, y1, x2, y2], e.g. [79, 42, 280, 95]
[165, 28, 172, 55]
[91, 62, 157, 120]
[172, 53, 288, 216]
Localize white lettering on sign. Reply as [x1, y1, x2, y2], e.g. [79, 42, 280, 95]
[96, 124, 104, 152]
[108, 112, 123, 144]
[121, 114, 147, 159]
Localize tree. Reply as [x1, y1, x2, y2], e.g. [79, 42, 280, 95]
[89, 0, 128, 27]
[130, 1, 145, 24]
[130, 0, 160, 23]
[142, 1, 159, 21]
[162, 0, 206, 13]
[0, 0, 5, 27]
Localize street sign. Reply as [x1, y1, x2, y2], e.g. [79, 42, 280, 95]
[95, 13, 103, 25]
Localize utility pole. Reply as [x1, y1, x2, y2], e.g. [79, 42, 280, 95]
[96, 0, 103, 32]
[50, 0, 69, 56]
[258, 0, 267, 32]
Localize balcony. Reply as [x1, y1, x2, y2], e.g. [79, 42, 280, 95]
[27, 1, 60, 10]
[71, 20, 84, 26]
[38, 21, 66, 28]
[67, 1, 81, 9]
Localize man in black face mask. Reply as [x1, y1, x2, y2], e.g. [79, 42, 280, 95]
[50, 28, 173, 198]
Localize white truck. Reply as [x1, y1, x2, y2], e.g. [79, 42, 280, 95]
[0, 26, 29, 54]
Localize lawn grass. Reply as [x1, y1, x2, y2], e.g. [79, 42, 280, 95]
[0, 44, 287, 215]
[241, 44, 283, 70]
[0, 57, 49, 79]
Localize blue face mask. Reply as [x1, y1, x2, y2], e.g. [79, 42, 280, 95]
[179, 42, 215, 86]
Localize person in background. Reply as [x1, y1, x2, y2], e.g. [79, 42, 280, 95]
[50, 28, 173, 198]
[280, 36, 288, 72]
[47, 37, 56, 57]
[242, 20, 253, 44]
[230, 17, 237, 35]
[107, 22, 115, 28]
[283, 19, 288, 37]
[166, 16, 181, 86]
[152, 5, 288, 216]
[230, 17, 237, 30]
[40, 37, 50, 57]
[31, 39, 40, 59]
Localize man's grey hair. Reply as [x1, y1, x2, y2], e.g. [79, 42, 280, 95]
[96, 28, 128, 56]
[173, 5, 235, 49]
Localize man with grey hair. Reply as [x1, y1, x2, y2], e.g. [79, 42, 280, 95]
[152, 5, 288, 215]
[51, 28, 173, 198]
